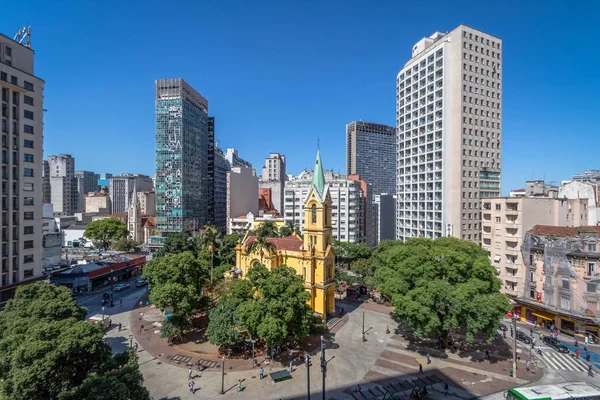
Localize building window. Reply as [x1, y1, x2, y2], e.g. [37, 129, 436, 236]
[495, 217, 501, 223]
[529, 289, 535, 299]
[23, 125, 34, 134]
[23, 110, 34, 120]
[23, 154, 33, 163]
[587, 283, 597, 293]
[561, 279, 570, 290]
[560, 296, 570, 310]
[23, 95, 34, 106]
[589, 243, 597, 252]
[311, 205, 317, 224]
[24, 226, 33, 234]
[23, 254, 34, 264]
[23, 183, 33, 191]
[24, 168, 33, 177]
[23, 140, 33, 148]
[23, 211, 33, 220]
[23, 240, 33, 249]
[23, 197, 33, 206]
[24, 81, 34, 91]
[24, 269, 34, 278]
[5, 46, 12, 57]
[530, 271, 534, 281]
[495, 204, 501, 210]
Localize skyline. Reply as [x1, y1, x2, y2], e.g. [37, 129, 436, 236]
[2, 0, 599, 193]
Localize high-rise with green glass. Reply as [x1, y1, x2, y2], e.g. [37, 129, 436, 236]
[155, 78, 209, 233]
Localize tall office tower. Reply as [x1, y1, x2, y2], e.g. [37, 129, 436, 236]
[396, 25, 502, 242]
[42, 159, 50, 203]
[259, 152, 286, 214]
[213, 144, 229, 232]
[0, 30, 45, 303]
[155, 78, 209, 233]
[47, 154, 77, 215]
[225, 148, 252, 169]
[109, 174, 153, 214]
[74, 170, 99, 212]
[207, 117, 215, 226]
[346, 121, 396, 197]
[97, 173, 112, 190]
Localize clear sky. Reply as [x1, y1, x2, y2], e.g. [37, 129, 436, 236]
[2, 0, 599, 193]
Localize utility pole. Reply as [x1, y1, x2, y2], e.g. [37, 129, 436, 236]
[220, 356, 225, 394]
[512, 314, 517, 380]
[320, 336, 326, 400]
[362, 309, 366, 342]
[305, 354, 311, 400]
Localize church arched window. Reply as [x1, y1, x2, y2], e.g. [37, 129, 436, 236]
[311, 204, 317, 224]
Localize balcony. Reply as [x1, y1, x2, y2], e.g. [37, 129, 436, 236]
[503, 287, 518, 297]
[505, 247, 520, 256]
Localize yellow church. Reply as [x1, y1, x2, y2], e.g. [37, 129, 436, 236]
[234, 150, 336, 317]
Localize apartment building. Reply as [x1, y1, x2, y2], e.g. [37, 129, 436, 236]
[109, 174, 153, 214]
[375, 193, 397, 242]
[137, 190, 156, 216]
[84, 192, 111, 214]
[213, 144, 229, 232]
[74, 170, 98, 212]
[226, 166, 258, 234]
[225, 148, 252, 169]
[0, 32, 45, 303]
[284, 170, 365, 244]
[481, 197, 589, 298]
[259, 152, 286, 214]
[346, 121, 396, 197]
[47, 154, 78, 214]
[519, 225, 600, 337]
[396, 25, 502, 242]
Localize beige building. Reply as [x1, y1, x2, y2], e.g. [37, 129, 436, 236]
[481, 197, 589, 298]
[0, 31, 45, 303]
[396, 25, 502, 243]
[137, 190, 155, 216]
[226, 166, 258, 234]
[85, 192, 111, 214]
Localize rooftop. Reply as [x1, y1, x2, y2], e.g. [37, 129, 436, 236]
[529, 225, 600, 238]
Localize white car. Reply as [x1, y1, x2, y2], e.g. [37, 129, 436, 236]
[114, 283, 130, 292]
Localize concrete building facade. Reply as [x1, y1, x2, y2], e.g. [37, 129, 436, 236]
[0, 32, 45, 303]
[42, 204, 61, 267]
[346, 121, 396, 197]
[284, 170, 365, 244]
[109, 174, 153, 214]
[225, 148, 252, 169]
[137, 190, 156, 216]
[559, 180, 600, 225]
[47, 154, 77, 215]
[396, 25, 502, 243]
[481, 197, 589, 298]
[155, 78, 209, 233]
[375, 193, 397, 242]
[213, 145, 229, 232]
[259, 152, 286, 214]
[84, 192, 111, 214]
[42, 159, 50, 203]
[226, 166, 258, 233]
[74, 170, 99, 212]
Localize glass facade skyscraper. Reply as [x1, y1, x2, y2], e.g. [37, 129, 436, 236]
[155, 78, 209, 233]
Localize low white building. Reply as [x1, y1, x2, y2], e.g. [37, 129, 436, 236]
[62, 225, 92, 248]
[558, 180, 600, 225]
[229, 212, 286, 236]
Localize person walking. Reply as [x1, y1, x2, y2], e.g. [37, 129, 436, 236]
[589, 364, 594, 377]
[134, 342, 139, 352]
[532, 337, 536, 348]
[444, 382, 449, 396]
[576, 349, 581, 359]
[118, 322, 122, 332]
[188, 381, 194, 393]
[120, 298, 123, 307]
[259, 367, 264, 380]
[510, 327, 513, 338]
[237, 379, 243, 392]
[189, 367, 193, 380]
[418, 363, 423, 373]
[289, 360, 293, 372]
[526, 360, 530, 372]
[426, 353, 431, 364]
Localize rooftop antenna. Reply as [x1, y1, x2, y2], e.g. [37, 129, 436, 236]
[14, 27, 31, 47]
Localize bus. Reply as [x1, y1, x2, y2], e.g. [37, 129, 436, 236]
[506, 382, 600, 400]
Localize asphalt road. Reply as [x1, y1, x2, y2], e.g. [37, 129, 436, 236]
[77, 277, 148, 318]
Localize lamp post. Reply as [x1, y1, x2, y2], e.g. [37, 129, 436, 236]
[320, 336, 326, 400]
[512, 313, 518, 380]
[101, 306, 105, 322]
[362, 309, 365, 342]
[220, 356, 225, 395]
[129, 334, 133, 349]
[251, 339, 256, 362]
[109, 268, 114, 307]
[305, 354, 311, 400]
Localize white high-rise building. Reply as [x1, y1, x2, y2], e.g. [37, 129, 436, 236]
[47, 154, 77, 215]
[0, 31, 45, 303]
[396, 25, 502, 242]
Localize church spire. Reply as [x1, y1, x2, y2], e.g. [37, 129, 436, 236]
[311, 150, 325, 197]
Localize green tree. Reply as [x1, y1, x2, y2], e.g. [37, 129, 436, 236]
[333, 240, 372, 263]
[0, 283, 149, 400]
[156, 232, 194, 257]
[112, 237, 140, 252]
[206, 280, 253, 348]
[142, 251, 210, 336]
[216, 233, 241, 266]
[246, 230, 277, 264]
[84, 218, 128, 250]
[254, 220, 279, 238]
[196, 225, 223, 284]
[375, 237, 511, 346]
[278, 221, 302, 238]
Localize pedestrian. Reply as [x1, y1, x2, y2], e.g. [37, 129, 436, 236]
[589, 364, 594, 377]
[289, 360, 293, 372]
[485, 349, 490, 360]
[139, 300, 142, 308]
[503, 330, 506, 339]
[189, 367, 193, 380]
[188, 381, 193, 393]
[526, 360, 530, 372]
[118, 322, 122, 332]
[228, 349, 231, 359]
[259, 367, 264, 380]
[539, 332, 543, 340]
[531, 337, 536, 348]
[530, 328, 533, 337]
[426, 353, 431, 364]
[237, 379, 243, 392]
[444, 382, 449, 396]
[576, 349, 581, 359]
[134, 342, 139, 352]
[120, 298, 123, 307]
[341, 307, 344, 315]
[356, 384, 362, 393]
[418, 363, 423, 373]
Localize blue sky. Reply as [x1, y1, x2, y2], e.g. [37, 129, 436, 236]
[2, 0, 599, 194]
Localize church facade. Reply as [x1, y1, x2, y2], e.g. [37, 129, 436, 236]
[234, 151, 335, 317]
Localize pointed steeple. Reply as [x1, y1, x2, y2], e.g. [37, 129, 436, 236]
[130, 181, 138, 209]
[311, 150, 325, 197]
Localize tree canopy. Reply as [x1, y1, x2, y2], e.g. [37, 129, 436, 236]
[142, 251, 210, 338]
[112, 237, 140, 252]
[84, 218, 128, 250]
[207, 265, 313, 349]
[375, 237, 511, 344]
[333, 240, 372, 262]
[0, 283, 149, 400]
[156, 232, 194, 257]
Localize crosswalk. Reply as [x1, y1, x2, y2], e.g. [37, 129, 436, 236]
[536, 346, 591, 372]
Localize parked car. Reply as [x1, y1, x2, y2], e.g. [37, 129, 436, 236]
[135, 279, 148, 288]
[543, 336, 569, 353]
[516, 331, 531, 344]
[114, 283, 130, 292]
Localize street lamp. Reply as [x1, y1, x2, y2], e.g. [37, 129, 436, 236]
[251, 339, 256, 362]
[305, 354, 311, 400]
[320, 336, 326, 400]
[512, 313, 518, 380]
[109, 268, 114, 307]
[129, 334, 133, 349]
[101, 306, 105, 322]
[220, 356, 225, 395]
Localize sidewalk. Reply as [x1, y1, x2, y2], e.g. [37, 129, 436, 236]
[507, 318, 600, 348]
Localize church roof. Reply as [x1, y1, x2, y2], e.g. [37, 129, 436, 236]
[244, 235, 303, 252]
[311, 151, 325, 198]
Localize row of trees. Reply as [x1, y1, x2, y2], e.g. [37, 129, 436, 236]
[337, 237, 512, 347]
[206, 264, 315, 350]
[0, 283, 149, 400]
